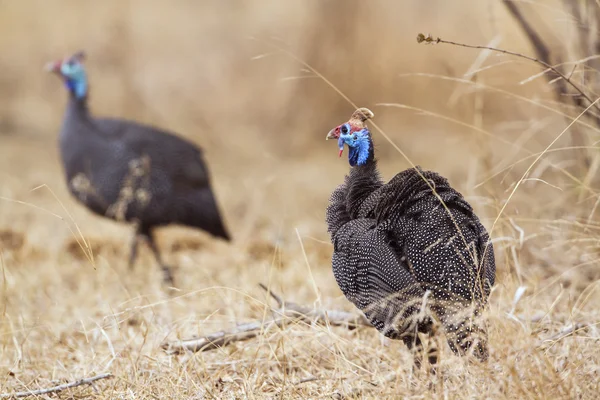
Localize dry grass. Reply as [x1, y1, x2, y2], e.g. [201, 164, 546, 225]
[1, 1, 600, 398]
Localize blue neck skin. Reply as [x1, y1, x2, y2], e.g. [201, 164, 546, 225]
[65, 77, 87, 99]
[339, 130, 371, 166]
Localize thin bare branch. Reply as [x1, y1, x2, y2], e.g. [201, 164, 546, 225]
[258, 282, 284, 307]
[416, 32, 599, 113]
[0, 373, 113, 399]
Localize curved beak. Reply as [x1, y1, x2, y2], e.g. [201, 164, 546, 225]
[326, 128, 337, 140]
[44, 61, 61, 75]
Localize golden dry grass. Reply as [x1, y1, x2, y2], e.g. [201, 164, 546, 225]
[1, 1, 600, 398]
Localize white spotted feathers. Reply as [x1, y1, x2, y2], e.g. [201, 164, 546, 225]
[325, 111, 495, 363]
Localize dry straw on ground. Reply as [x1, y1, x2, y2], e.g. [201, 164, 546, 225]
[1, 1, 600, 398]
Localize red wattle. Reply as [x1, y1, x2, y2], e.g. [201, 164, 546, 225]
[338, 149, 343, 157]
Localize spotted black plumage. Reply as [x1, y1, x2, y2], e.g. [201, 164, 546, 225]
[325, 108, 496, 366]
[47, 51, 230, 285]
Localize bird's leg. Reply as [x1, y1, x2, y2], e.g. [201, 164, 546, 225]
[143, 229, 175, 286]
[426, 340, 439, 375]
[128, 231, 140, 270]
[402, 334, 424, 372]
[423, 323, 439, 374]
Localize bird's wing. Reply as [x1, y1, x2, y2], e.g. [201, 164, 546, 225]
[332, 218, 426, 334]
[366, 167, 494, 300]
[381, 193, 494, 305]
[94, 118, 210, 188]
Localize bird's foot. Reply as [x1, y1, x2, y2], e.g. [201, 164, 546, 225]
[428, 364, 438, 376]
[161, 265, 176, 287]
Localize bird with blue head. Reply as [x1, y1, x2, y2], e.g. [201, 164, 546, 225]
[324, 107, 495, 370]
[45, 51, 88, 99]
[326, 107, 375, 166]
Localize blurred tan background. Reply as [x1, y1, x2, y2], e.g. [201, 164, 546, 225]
[0, 0, 561, 146]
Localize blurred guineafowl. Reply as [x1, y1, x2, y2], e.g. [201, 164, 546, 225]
[46, 51, 230, 285]
[325, 108, 495, 368]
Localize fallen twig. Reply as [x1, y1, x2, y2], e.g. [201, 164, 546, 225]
[294, 376, 320, 385]
[332, 372, 397, 400]
[0, 373, 112, 399]
[258, 283, 371, 328]
[162, 284, 371, 354]
[163, 314, 294, 354]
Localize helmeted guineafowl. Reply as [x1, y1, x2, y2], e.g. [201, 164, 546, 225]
[325, 108, 495, 367]
[46, 51, 230, 285]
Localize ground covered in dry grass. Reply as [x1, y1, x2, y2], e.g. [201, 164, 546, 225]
[2, 113, 600, 399]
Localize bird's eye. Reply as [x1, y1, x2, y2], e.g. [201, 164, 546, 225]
[341, 124, 349, 134]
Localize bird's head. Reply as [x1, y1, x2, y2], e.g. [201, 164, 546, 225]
[45, 51, 88, 99]
[326, 107, 374, 166]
